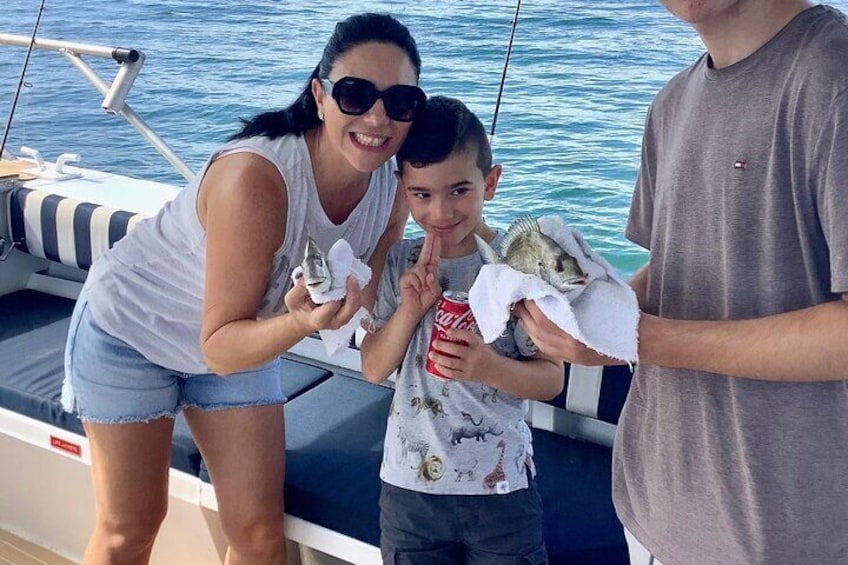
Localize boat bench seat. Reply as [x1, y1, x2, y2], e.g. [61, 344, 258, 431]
[0, 290, 333, 477]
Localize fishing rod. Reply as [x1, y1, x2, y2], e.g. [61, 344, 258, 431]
[0, 0, 47, 160]
[0, 0, 46, 158]
[490, 0, 521, 139]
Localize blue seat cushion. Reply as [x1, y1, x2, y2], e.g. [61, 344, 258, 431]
[196, 358, 333, 482]
[0, 289, 76, 340]
[533, 429, 628, 563]
[279, 357, 332, 401]
[0, 290, 199, 475]
[281, 374, 393, 546]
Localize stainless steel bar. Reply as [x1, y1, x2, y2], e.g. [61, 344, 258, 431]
[61, 51, 194, 181]
[0, 33, 134, 61]
[0, 33, 194, 181]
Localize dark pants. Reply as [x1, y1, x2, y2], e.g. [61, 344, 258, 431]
[379, 481, 548, 564]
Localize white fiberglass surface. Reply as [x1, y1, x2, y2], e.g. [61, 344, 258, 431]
[22, 165, 180, 217]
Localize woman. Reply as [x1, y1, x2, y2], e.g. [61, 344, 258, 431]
[62, 13, 424, 564]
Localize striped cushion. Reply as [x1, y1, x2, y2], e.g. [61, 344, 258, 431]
[540, 363, 633, 426]
[564, 363, 632, 425]
[8, 187, 143, 271]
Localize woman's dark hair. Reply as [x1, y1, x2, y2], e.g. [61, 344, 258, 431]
[230, 13, 421, 141]
[397, 96, 492, 175]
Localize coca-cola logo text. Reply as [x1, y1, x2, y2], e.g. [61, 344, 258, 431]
[434, 308, 478, 333]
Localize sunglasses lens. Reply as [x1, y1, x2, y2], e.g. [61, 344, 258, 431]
[383, 85, 425, 122]
[331, 78, 425, 122]
[333, 79, 378, 116]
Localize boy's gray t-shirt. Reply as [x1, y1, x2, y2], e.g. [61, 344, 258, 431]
[618, 6, 848, 564]
[374, 235, 537, 495]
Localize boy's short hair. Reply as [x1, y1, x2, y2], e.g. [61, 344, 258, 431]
[397, 95, 492, 175]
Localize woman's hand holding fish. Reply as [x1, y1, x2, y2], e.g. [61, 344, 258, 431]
[428, 329, 497, 382]
[399, 232, 442, 321]
[285, 276, 364, 334]
[514, 300, 617, 365]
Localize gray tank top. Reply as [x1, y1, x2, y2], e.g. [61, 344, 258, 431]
[85, 134, 397, 373]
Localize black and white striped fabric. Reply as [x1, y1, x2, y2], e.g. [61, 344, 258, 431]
[565, 363, 632, 425]
[8, 186, 143, 271]
[540, 363, 633, 426]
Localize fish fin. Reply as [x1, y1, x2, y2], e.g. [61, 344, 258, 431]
[501, 216, 541, 254]
[305, 237, 322, 257]
[474, 234, 501, 265]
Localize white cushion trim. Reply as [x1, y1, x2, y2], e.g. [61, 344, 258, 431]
[88, 206, 115, 265]
[127, 214, 144, 231]
[565, 363, 604, 418]
[55, 198, 79, 268]
[22, 190, 47, 261]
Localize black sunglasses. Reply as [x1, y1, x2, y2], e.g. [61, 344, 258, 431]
[321, 76, 426, 122]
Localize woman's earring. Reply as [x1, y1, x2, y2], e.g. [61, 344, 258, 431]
[317, 108, 324, 121]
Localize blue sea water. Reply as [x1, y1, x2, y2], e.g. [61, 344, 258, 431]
[3, 1, 846, 277]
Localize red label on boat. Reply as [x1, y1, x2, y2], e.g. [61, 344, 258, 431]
[50, 435, 82, 457]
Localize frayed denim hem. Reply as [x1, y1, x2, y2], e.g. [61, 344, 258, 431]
[181, 397, 286, 412]
[77, 410, 178, 425]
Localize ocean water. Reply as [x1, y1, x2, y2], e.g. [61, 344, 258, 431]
[3, 1, 846, 277]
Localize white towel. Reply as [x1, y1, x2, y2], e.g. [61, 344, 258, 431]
[290, 239, 372, 356]
[468, 215, 639, 363]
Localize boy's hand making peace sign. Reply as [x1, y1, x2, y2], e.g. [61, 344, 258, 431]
[399, 232, 442, 321]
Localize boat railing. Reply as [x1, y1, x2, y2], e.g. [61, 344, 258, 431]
[0, 33, 194, 182]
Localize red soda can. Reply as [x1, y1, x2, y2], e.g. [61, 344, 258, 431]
[425, 291, 478, 379]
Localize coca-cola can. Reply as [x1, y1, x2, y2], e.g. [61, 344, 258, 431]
[425, 290, 478, 379]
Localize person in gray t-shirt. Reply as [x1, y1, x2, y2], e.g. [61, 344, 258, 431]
[361, 96, 563, 564]
[514, 2, 848, 564]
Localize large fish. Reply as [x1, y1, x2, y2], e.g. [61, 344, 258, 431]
[301, 237, 332, 294]
[475, 217, 586, 292]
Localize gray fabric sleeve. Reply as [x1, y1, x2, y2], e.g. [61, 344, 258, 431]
[814, 88, 848, 294]
[625, 103, 657, 251]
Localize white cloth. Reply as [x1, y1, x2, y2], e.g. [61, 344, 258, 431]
[468, 215, 639, 363]
[291, 239, 372, 356]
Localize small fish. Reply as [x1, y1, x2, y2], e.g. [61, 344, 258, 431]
[301, 237, 332, 294]
[475, 217, 586, 292]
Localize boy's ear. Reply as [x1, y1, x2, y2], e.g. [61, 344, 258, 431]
[483, 164, 502, 201]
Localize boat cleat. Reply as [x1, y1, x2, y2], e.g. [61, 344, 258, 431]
[20, 146, 83, 181]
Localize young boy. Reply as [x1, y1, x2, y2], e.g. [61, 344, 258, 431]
[361, 96, 563, 564]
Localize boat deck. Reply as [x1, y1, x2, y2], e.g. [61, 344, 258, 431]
[0, 528, 75, 565]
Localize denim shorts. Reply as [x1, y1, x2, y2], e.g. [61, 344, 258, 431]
[62, 297, 284, 424]
[379, 481, 548, 564]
